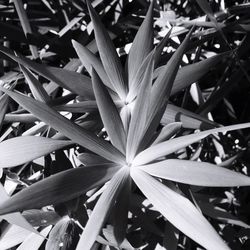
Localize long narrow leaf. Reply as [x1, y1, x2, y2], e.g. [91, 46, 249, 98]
[0, 87, 126, 165]
[148, 28, 194, 126]
[127, 0, 154, 87]
[0, 45, 94, 98]
[133, 122, 250, 166]
[139, 159, 250, 186]
[20, 65, 50, 103]
[0, 184, 37, 233]
[92, 69, 126, 154]
[131, 168, 230, 250]
[151, 122, 182, 145]
[0, 164, 120, 215]
[72, 39, 113, 91]
[126, 52, 154, 163]
[87, 0, 127, 100]
[0, 136, 73, 168]
[76, 167, 130, 250]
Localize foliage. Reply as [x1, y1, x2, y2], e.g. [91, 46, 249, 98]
[0, 0, 249, 249]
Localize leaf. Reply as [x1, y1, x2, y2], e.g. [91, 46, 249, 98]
[126, 49, 155, 103]
[46, 218, 80, 250]
[87, 0, 127, 100]
[78, 153, 112, 166]
[76, 167, 130, 250]
[0, 93, 9, 128]
[159, 53, 227, 96]
[138, 159, 250, 186]
[113, 174, 131, 245]
[0, 45, 94, 98]
[161, 103, 216, 129]
[151, 122, 182, 145]
[0, 164, 120, 215]
[154, 28, 172, 66]
[133, 122, 250, 166]
[16, 226, 51, 250]
[127, 0, 154, 87]
[0, 183, 37, 233]
[0, 87, 126, 165]
[148, 28, 194, 128]
[197, 200, 250, 228]
[126, 52, 154, 163]
[55, 101, 98, 113]
[72, 39, 113, 91]
[92, 69, 126, 154]
[130, 168, 230, 250]
[20, 65, 50, 103]
[13, 0, 38, 58]
[0, 136, 73, 168]
[23, 210, 60, 227]
[0, 224, 31, 250]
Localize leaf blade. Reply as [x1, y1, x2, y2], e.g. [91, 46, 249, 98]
[92, 69, 126, 154]
[139, 159, 250, 186]
[76, 167, 130, 250]
[133, 122, 250, 166]
[131, 168, 230, 250]
[0, 87, 126, 165]
[0, 165, 120, 215]
[0, 136, 72, 168]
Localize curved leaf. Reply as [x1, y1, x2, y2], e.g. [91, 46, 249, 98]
[131, 168, 230, 250]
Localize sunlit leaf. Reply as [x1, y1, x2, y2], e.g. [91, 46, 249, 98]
[17, 226, 51, 250]
[151, 122, 182, 145]
[87, 0, 127, 100]
[139, 159, 250, 186]
[0, 136, 72, 168]
[131, 168, 230, 250]
[126, 52, 154, 163]
[127, 0, 154, 87]
[133, 122, 250, 166]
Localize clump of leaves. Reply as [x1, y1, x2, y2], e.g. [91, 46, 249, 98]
[0, 1, 250, 250]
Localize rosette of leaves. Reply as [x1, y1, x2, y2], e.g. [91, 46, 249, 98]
[0, 1, 250, 250]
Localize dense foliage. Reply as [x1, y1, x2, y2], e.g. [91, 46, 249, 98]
[0, 0, 250, 249]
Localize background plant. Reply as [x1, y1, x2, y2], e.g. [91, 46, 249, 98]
[0, 0, 249, 250]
